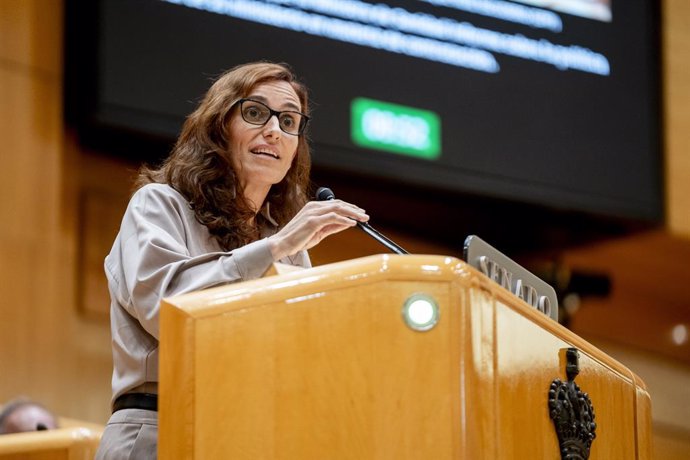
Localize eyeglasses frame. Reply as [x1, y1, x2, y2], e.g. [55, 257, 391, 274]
[234, 98, 310, 136]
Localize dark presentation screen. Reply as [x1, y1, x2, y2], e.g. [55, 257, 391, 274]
[88, 0, 661, 221]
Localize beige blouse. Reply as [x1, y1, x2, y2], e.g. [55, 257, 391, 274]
[104, 183, 310, 403]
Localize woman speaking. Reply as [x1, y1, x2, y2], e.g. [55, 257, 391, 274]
[95, 62, 368, 459]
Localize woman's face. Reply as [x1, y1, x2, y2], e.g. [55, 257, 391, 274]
[228, 80, 302, 198]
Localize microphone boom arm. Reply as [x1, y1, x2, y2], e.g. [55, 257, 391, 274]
[315, 186, 409, 255]
[357, 221, 409, 255]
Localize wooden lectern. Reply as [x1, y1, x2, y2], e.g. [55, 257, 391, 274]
[159, 255, 652, 459]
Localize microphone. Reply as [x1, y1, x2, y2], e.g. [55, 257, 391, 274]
[315, 187, 409, 255]
[315, 187, 336, 201]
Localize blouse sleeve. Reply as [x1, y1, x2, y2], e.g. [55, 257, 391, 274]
[105, 185, 279, 340]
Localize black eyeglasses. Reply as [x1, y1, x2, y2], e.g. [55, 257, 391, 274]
[235, 98, 309, 136]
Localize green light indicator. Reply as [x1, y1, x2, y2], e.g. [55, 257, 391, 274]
[351, 97, 441, 160]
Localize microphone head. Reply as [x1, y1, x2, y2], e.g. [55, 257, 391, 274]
[315, 187, 335, 201]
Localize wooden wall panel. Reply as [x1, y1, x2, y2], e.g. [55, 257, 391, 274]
[664, 0, 690, 237]
[0, 0, 112, 424]
[76, 152, 134, 319]
[0, 0, 62, 74]
[0, 0, 66, 406]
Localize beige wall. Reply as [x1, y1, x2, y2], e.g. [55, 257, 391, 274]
[0, 0, 688, 457]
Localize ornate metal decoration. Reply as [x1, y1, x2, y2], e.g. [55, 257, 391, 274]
[548, 348, 597, 460]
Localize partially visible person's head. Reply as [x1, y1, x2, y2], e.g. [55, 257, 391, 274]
[0, 399, 58, 434]
[137, 61, 312, 250]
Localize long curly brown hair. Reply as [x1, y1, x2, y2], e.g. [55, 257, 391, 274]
[135, 62, 312, 250]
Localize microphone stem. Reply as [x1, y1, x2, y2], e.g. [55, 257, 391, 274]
[315, 186, 409, 255]
[357, 222, 409, 255]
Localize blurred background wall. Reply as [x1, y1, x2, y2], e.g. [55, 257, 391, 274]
[0, 0, 688, 457]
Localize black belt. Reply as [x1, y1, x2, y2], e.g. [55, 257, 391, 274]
[113, 393, 158, 413]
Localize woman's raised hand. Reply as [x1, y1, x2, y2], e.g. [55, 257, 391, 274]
[268, 200, 369, 260]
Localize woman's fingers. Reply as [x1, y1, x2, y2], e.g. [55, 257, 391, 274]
[268, 200, 369, 259]
[302, 200, 368, 222]
[303, 221, 356, 250]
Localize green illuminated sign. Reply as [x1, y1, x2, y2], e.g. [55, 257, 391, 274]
[351, 97, 441, 160]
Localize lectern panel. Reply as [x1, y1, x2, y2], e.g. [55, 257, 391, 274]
[495, 304, 637, 459]
[165, 277, 462, 459]
[160, 255, 651, 459]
